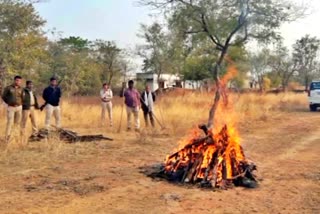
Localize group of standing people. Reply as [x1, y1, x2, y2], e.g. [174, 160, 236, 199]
[1, 76, 61, 143]
[1, 77, 155, 143]
[100, 80, 156, 131]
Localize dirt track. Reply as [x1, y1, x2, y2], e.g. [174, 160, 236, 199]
[0, 110, 319, 214]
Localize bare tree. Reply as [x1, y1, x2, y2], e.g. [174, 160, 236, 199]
[139, 0, 304, 129]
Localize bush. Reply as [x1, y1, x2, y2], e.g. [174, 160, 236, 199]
[263, 77, 271, 90]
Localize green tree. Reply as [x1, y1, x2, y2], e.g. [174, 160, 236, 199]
[0, 0, 46, 91]
[293, 35, 320, 90]
[46, 37, 102, 96]
[183, 56, 212, 81]
[140, 0, 304, 128]
[269, 41, 298, 91]
[137, 22, 173, 85]
[58, 36, 90, 51]
[94, 40, 122, 85]
[249, 48, 271, 91]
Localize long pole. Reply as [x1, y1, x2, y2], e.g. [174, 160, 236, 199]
[140, 97, 165, 129]
[117, 87, 125, 133]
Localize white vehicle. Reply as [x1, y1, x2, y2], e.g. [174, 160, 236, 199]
[308, 81, 320, 111]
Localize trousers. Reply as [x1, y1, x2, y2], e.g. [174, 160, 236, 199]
[45, 104, 61, 129]
[126, 106, 140, 129]
[5, 106, 22, 141]
[21, 107, 38, 135]
[143, 111, 155, 127]
[101, 101, 113, 126]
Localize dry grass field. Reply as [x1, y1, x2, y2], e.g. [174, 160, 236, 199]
[0, 91, 319, 214]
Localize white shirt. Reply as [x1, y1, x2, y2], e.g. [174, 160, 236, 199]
[29, 91, 35, 106]
[100, 89, 113, 102]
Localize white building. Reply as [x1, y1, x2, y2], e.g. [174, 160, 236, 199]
[184, 80, 203, 89]
[136, 72, 181, 91]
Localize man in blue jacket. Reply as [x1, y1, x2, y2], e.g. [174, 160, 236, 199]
[42, 77, 62, 130]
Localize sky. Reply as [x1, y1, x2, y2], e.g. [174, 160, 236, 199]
[34, 0, 153, 49]
[34, 0, 320, 55]
[281, 0, 320, 48]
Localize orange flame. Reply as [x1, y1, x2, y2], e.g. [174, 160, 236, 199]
[161, 57, 254, 188]
[221, 64, 238, 87]
[163, 124, 247, 187]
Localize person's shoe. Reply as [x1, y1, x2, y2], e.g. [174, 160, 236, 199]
[135, 128, 140, 133]
[127, 128, 131, 132]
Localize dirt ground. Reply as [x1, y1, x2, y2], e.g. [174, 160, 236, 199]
[0, 109, 319, 214]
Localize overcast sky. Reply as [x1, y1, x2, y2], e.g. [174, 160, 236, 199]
[34, 0, 320, 56]
[281, 0, 320, 48]
[34, 0, 151, 49]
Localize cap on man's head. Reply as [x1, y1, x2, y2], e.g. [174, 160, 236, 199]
[14, 75, 22, 80]
[50, 77, 57, 82]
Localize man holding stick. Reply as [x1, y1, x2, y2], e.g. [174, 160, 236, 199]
[124, 80, 140, 131]
[141, 85, 156, 128]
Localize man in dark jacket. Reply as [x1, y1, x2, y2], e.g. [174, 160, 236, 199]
[21, 81, 39, 136]
[1, 75, 24, 142]
[141, 85, 156, 127]
[42, 77, 62, 130]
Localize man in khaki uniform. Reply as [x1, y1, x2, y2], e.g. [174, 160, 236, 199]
[1, 76, 24, 142]
[100, 83, 113, 127]
[21, 81, 39, 136]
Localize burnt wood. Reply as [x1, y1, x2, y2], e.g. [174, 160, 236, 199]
[29, 128, 113, 143]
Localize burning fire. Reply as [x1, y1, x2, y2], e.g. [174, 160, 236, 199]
[157, 125, 257, 189]
[148, 59, 257, 189]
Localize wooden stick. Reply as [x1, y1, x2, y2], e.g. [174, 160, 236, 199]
[210, 164, 219, 188]
[168, 135, 213, 159]
[117, 102, 125, 133]
[184, 156, 201, 183]
[193, 155, 204, 182]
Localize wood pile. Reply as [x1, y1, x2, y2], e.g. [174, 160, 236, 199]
[29, 128, 113, 143]
[148, 125, 257, 189]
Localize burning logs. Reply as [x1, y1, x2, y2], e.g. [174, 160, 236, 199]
[29, 128, 113, 143]
[149, 125, 257, 189]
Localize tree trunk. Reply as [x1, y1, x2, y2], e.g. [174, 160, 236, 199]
[283, 72, 293, 92]
[207, 48, 227, 129]
[305, 76, 309, 91]
[157, 68, 162, 93]
[207, 75, 221, 129]
[108, 71, 114, 85]
[258, 76, 263, 92]
[282, 80, 287, 92]
[0, 59, 6, 97]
